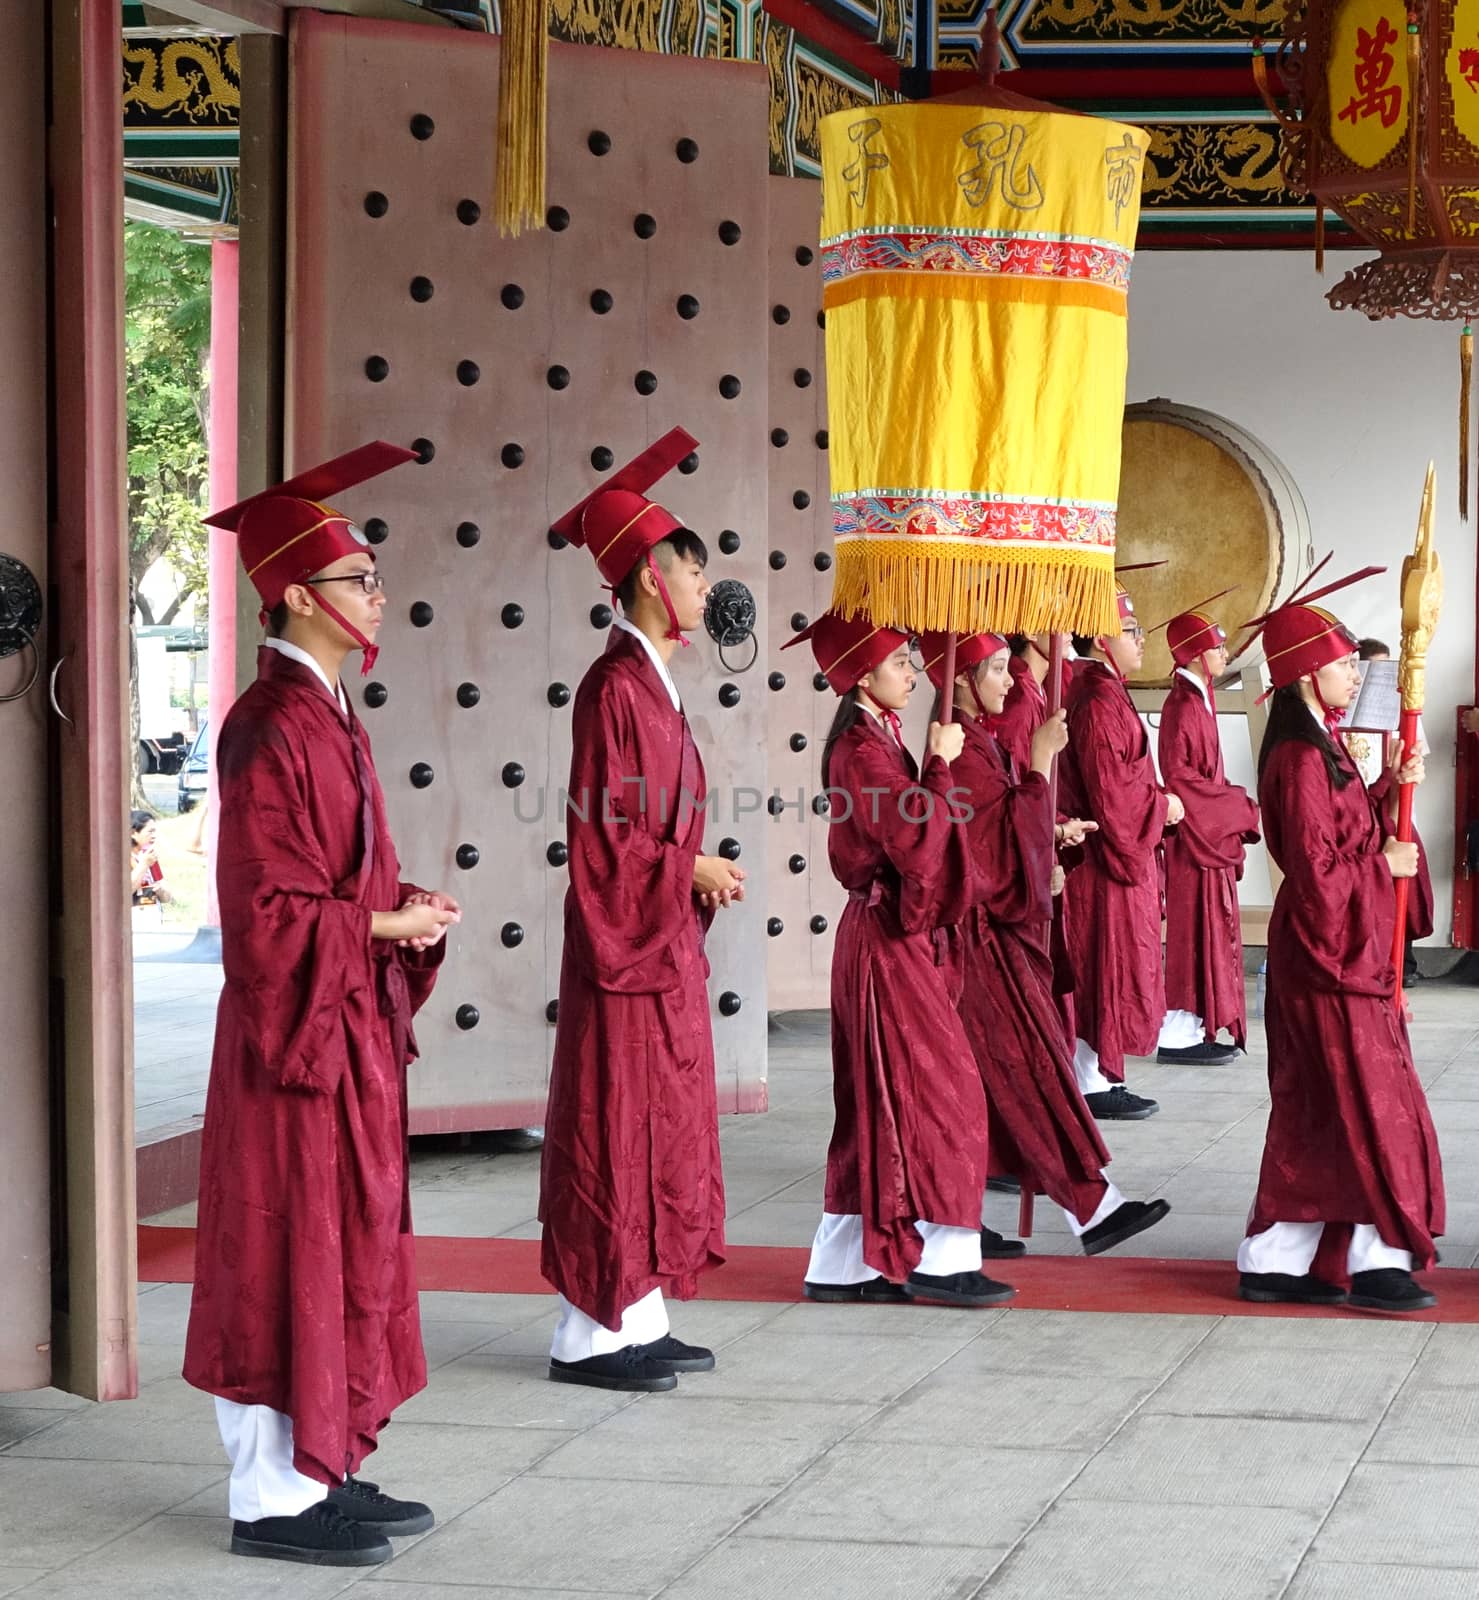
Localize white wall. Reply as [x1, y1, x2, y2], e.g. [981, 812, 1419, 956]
[1127, 252, 1473, 944]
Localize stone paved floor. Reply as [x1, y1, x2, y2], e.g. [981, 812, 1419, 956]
[9, 980, 1479, 1597]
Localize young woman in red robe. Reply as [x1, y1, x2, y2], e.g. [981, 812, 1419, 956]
[539, 432, 744, 1394]
[1061, 583, 1184, 1120]
[919, 631, 1171, 1256]
[1155, 606, 1260, 1064]
[786, 612, 1011, 1308]
[187, 446, 459, 1568]
[1237, 585, 1443, 1312]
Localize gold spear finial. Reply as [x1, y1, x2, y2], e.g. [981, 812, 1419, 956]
[1398, 460, 1442, 713]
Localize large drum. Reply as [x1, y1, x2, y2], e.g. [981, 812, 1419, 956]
[1115, 401, 1313, 687]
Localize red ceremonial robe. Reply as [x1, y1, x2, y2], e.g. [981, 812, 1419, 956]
[824, 715, 989, 1282]
[1060, 660, 1169, 1080]
[1157, 674, 1261, 1047]
[184, 648, 443, 1487]
[1250, 736, 1444, 1274]
[952, 717, 1111, 1221]
[989, 652, 1078, 1042]
[539, 629, 725, 1330]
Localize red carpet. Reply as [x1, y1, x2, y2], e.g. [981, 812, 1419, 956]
[138, 1225, 1479, 1323]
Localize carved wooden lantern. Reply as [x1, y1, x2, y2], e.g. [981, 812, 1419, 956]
[1258, 0, 1479, 511]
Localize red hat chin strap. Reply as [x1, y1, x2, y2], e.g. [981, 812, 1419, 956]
[963, 668, 989, 722]
[1310, 676, 1343, 737]
[312, 592, 379, 676]
[1197, 653, 1217, 719]
[1099, 640, 1126, 685]
[645, 553, 689, 647]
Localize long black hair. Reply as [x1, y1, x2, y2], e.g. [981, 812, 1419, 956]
[1258, 682, 1353, 790]
[821, 688, 863, 789]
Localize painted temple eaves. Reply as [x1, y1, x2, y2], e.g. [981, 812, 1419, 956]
[122, 0, 1314, 241]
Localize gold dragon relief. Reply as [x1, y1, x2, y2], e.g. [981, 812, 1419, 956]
[1139, 121, 1296, 205]
[1448, 190, 1479, 238]
[1023, 0, 1280, 39]
[547, 0, 703, 53]
[122, 37, 240, 125]
[791, 60, 883, 174]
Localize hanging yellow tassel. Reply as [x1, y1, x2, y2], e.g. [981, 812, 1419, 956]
[1461, 324, 1472, 523]
[495, 0, 548, 237]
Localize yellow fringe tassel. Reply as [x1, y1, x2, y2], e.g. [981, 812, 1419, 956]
[1461, 325, 1472, 524]
[496, 0, 548, 238]
[829, 544, 1120, 638]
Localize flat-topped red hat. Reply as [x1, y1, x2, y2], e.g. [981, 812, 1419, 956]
[917, 630, 1009, 689]
[550, 428, 698, 588]
[782, 610, 909, 694]
[204, 441, 417, 611]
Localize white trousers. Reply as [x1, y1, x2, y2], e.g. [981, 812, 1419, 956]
[1158, 1009, 1204, 1050]
[214, 1399, 331, 1523]
[1237, 1220, 1413, 1276]
[1063, 1179, 1124, 1238]
[1073, 1039, 1112, 1096]
[550, 1287, 669, 1362]
[805, 1211, 983, 1283]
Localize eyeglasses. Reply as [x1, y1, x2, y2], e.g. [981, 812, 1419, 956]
[306, 571, 385, 596]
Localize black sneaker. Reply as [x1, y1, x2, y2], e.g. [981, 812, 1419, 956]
[639, 1333, 715, 1372]
[1084, 1086, 1159, 1121]
[981, 1226, 1027, 1259]
[1238, 1271, 1347, 1305]
[549, 1344, 678, 1391]
[230, 1500, 392, 1566]
[1080, 1199, 1171, 1256]
[1348, 1269, 1437, 1313]
[803, 1276, 909, 1303]
[1156, 1041, 1239, 1065]
[985, 1175, 1022, 1195]
[903, 1270, 1016, 1307]
[328, 1475, 434, 1537]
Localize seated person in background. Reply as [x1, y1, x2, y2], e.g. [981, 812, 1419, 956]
[130, 809, 173, 905]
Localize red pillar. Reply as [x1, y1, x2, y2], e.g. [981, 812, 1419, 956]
[204, 238, 239, 929]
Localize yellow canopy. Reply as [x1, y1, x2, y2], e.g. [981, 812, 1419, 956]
[819, 101, 1149, 636]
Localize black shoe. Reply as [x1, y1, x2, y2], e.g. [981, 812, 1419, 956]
[1156, 1040, 1239, 1065]
[980, 1225, 1027, 1259]
[639, 1333, 715, 1372]
[985, 1175, 1022, 1195]
[549, 1344, 677, 1392]
[1237, 1271, 1348, 1306]
[903, 1270, 1016, 1307]
[1080, 1198, 1171, 1256]
[1084, 1086, 1159, 1121]
[328, 1475, 434, 1537]
[803, 1276, 910, 1303]
[1348, 1268, 1437, 1313]
[230, 1500, 393, 1566]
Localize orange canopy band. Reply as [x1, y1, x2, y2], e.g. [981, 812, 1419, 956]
[822, 272, 1129, 319]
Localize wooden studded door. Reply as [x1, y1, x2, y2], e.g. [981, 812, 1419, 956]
[286, 15, 771, 1129]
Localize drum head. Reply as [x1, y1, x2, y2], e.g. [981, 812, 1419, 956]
[1116, 403, 1303, 687]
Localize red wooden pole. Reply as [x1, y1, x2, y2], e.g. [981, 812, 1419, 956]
[938, 631, 958, 724]
[1392, 707, 1420, 1009]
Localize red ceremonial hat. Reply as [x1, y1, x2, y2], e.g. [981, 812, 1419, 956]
[1163, 585, 1240, 666]
[1242, 559, 1385, 691]
[549, 428, 698, 588]
[1111, 561, 1164, 628]
[781, 610, 909, 694]
[917, 630, 1009, 689]
[203, 441, 417, 610]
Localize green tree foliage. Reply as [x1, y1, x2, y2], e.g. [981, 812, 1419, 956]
[125, 219, 211, 626]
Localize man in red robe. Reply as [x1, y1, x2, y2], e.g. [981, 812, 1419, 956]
[1061, 583, 1184, 1120]
[1156, 607, 1260, 1063]
[539, 430, 743, 1393]
[185, 445, 460, 1566]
